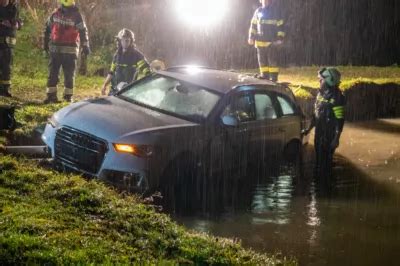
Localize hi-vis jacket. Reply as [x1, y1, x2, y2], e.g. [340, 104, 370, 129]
[248, 6, 286, 48]
[44, 6, 89, 56]
[109, 47, 151, 85]
[314, 87, 346, 139]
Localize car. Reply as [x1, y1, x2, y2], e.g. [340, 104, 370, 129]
[42, 66, 304, 202]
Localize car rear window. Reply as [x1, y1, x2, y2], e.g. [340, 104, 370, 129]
[119, 75, 220, 122]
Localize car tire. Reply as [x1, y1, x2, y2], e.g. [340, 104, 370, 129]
[284, 141, 303, 177]
[159, 154, 200, 214]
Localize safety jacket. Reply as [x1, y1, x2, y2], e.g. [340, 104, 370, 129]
[248, 5, 285, 48]
[0, 0, 20, 48]
[109, 47, 151, 86]
[44, 5, 89, 56]
[314, 87, 346, 144]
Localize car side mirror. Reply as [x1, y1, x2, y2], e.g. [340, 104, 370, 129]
[221, 115, 239, 127]
[116, 82, 128, 92]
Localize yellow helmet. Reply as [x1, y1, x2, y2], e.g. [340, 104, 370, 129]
[59, 0, 75, 7]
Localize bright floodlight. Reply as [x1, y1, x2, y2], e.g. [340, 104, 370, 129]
[175, 0, 228, 27]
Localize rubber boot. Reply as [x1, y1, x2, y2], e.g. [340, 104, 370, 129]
[43, 93, 59, 104]
[63, 94, 73, 103]
[0, 85, 12, 97]
[270, 73, 279, 82]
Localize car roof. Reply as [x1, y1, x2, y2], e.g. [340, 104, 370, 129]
[157, 66, 285, 95]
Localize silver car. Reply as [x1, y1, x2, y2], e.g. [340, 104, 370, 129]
[42, 66, 303, 196]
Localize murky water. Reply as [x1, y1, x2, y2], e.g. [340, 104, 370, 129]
[175, 119, 400, 266]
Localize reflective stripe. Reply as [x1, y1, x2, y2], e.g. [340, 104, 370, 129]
[53, 17, 75, 27]
[49, 45, 79, 54]
[0, 80, 11, 85]
[260, 66, 269, 72]
[317, 95, 335, 104]
[277, 20, 284, 26]
[333, 106, 345, 119]
[64, 88, 73, 96]
[46, 87, 57, 94]
[251, 19, 258, 24]
[277, 31, 286, 37]
[260, 19, 278, 25]
[249, 29, 257, 34]
[137, 60, 146, 67]
[269, 67, 279, 73]
[110, 63, 116, 72]
[255, 41, 271, 48]
[0, 37, 17, 46]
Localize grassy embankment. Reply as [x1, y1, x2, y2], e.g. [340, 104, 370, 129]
[0, 156, 294, 264]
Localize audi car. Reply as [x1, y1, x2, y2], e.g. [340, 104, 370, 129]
[42, 66, 304, 195]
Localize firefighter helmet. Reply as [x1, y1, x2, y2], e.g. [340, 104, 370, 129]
[116, 28, 135, 43]
[318, 67, 341, 87]
[59, 0, 75, 7]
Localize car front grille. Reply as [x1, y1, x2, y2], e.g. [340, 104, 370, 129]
[54, 126, 108, 175]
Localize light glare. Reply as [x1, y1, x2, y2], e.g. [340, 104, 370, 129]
[175, 0, 228, 27]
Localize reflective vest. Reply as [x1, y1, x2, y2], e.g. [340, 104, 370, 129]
[44, 6, 89, 55]
[248, 6, 286, 48]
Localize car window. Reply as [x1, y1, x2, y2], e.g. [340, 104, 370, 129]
[221, 92, 255, 122]
[277, 95, 295, 116]
[254, 93, 277, 120]
[119, 75, 220, 122]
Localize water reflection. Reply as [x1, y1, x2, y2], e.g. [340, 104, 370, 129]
[251, 175, 293, 225]
[174, 141, 400, 266]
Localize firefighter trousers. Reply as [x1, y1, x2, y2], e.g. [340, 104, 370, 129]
[0, 47, 13, 92]
[257, 46, 280, 82]
[47, 53, 77, 96]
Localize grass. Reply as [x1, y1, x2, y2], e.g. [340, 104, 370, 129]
[0, 156, 293, 264]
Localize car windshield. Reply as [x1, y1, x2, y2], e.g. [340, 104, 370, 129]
[119, 75, 221, 122]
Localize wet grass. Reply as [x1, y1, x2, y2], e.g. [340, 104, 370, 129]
[0, 156, 293, 264]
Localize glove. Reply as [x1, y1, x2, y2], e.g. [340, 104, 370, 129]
[81, 45, 91, 56]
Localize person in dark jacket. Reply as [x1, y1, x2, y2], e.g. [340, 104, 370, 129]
[0, 0, 21, 97]
[43, 0, 90, 103]
[248, 0, 286, 82]
[303, 67, 346, 178]
[101, 28, 151, 96]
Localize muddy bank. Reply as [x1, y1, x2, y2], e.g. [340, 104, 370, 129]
[297, 83, 400, 121]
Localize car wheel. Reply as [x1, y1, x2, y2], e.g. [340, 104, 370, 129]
[159, 154, 200, 215]
[284, 141, 303, 177]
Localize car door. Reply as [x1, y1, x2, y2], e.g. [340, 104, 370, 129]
[209, 91, 255, 176]
[275, 93, 301, 146]
[250, 89, 285, 163]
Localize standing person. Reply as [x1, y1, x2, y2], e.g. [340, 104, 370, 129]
[0, 0, 21, 97]
[248, 0, 285, 82]
[43, 0, 90, 103]
[101, 28, 151, 96]
[303, 67, 346, 178]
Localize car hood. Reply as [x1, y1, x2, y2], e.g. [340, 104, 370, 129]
[54, 96, 197, 140]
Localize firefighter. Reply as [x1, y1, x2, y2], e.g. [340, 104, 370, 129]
[43, 0, 90, 103]
[101, 28, 151, 96]
[0, 0, 21, 97]
[303, 67, 346, 178]
[248, 0, 285, 82]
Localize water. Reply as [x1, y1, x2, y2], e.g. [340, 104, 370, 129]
[175, 119, 400, 266]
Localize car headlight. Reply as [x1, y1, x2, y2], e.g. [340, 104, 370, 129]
[113, 143, 154, 158]
[48, 114, 59, 128]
